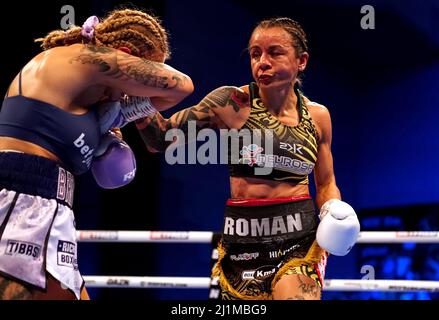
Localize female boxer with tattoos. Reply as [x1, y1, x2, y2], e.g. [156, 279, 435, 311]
[135, 17, 359, 300]
[0, 8, 193, 300]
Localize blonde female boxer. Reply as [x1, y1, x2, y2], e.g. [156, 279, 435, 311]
[0, 8, 193, 300]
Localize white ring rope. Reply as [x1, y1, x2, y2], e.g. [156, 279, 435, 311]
[323, 279, 439, 292]
[82, 276, 439, 292]
[77, 231, 213, 243]
[76, 230, 439, 243]
[79, 230, 439, 293]
[84, 276, 211, 289]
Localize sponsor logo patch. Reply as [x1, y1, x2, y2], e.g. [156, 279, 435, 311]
[57, 240, 78, 270]
[5, 240, 41, 260]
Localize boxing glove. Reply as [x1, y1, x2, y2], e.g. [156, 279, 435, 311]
[316, 199, 360, 256]
[91, 131, 137, 189]
[98, 95, 157, 134]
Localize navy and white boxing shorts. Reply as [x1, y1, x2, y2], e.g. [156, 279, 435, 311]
[0, 152, 83, 299]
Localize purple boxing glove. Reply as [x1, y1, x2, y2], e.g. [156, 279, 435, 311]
[91, 131, 137, 189]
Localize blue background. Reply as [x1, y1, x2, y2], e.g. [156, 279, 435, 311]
[1, 0, 438, 300]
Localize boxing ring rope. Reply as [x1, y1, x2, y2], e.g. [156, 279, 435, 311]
[77, 230, 439, 292]
[76, 230, 439, 243]
[82, 276, 439, 292]
[76, 231, 214, 243]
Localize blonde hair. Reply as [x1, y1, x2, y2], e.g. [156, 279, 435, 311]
[36, 8, 170, 61]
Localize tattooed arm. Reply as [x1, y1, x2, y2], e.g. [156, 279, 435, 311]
[70, 45, 194, 109]
[135, 86, 249, 152]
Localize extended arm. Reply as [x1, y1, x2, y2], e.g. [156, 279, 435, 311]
[135, 86, 249, 152]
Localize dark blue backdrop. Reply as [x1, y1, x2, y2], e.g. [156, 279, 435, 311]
[1, 0, 437, 300]
[149, 0, 439, 300]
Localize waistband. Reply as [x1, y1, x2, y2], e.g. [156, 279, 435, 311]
[0, 152, 74, 208]
[227, 195, 311, 207]
[223, 198, 317, 243]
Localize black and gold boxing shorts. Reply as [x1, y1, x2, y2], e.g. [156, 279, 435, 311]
[211, 195, 327, 300]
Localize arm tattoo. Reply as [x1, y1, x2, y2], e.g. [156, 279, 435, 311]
[136, 86, 248, 152]
[167, 75, 188, 90]
[116, 57, 170, 88]
[199, 86, 248, 112]
[70, 45, 184, 89]
[136, 105, 213, 152]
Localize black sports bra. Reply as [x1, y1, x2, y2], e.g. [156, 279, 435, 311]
[0, 71, 100, 174]
[228, 83, 319, 184]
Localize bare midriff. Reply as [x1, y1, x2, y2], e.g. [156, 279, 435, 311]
[230, 176, 310, 199]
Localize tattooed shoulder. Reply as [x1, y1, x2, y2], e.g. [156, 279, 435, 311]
[69, 45, 114, 72]
[200, 86, 249, 112]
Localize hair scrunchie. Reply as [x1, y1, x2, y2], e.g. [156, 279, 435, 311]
[81, 15, 99, 40]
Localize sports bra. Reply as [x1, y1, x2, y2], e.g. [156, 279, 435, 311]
[228, 82, 319, 184]
[0, 71, 100, 174]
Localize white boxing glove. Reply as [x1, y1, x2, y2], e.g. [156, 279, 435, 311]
[120, 95, 158, 122]
[98, 95, 157, 135]
[316, 199, 360, 256]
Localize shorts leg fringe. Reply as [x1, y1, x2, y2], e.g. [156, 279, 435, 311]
[212, 240, 326, 300]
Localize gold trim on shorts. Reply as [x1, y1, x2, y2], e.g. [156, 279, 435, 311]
[212, 240, 325, 300]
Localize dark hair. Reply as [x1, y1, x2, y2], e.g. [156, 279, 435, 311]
[251, 17, 308, 58]
[35, 8, 170, 61]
